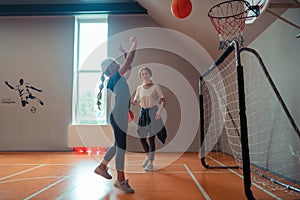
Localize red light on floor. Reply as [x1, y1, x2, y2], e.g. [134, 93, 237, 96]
[73, 147, 87, 152]
[72, 147, 106, 154]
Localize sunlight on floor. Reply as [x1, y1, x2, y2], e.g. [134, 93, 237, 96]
[64, 165, 113, 200]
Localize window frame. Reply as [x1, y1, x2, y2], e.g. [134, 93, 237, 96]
[72, 15, 108, 125]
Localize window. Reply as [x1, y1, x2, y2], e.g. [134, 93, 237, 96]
[73, 16, 108, 125]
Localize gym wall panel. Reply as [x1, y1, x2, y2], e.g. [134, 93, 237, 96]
[248, 9, 300, 180]
[249, 9, 300, 130]
[0, 16, 74, 151]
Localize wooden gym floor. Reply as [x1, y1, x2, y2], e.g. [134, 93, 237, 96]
[0, 152, 299, 200]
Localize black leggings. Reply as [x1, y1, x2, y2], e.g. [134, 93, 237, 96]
[103, 114, 127, 170]
[140, 135, 155, 160]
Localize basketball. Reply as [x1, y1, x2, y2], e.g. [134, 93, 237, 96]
[128, 110, 134, 123]
[171, 0, 192, 19]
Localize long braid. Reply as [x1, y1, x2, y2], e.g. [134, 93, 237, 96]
[97, 73, 106, 110]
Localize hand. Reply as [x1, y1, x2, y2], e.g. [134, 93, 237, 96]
[131, 100, 137, 106]
[118, 45, 126, 53]
[155, 110, 161, 120]
[130, 36, 137, 44]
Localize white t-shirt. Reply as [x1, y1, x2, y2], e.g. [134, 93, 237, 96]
[134, 83, 164, 109]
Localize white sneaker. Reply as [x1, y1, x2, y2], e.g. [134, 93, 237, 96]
[141, 159, 149, 168]
[145, 162, 153, 172]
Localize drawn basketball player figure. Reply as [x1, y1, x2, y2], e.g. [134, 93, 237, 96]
[5, 79, 44, 107]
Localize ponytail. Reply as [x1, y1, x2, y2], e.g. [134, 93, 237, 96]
[97, 73, 106, 110]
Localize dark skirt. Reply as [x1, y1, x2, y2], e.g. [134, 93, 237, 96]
[137, 105, 167, 144]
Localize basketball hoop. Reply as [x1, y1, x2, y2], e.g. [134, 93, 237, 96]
[208, 0, 260, 50]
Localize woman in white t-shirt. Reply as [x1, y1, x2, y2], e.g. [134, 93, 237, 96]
[132, 66, 167, 172]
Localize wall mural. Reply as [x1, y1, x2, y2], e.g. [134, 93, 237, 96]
[3, 78, 44, 113]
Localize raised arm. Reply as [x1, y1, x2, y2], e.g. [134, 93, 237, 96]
[119, 36, 137, 76]
[119, 44, 132, 79]
[28, 86, 43, 92]
[118, 44, 127, 59]
[5, 81, 15, 90]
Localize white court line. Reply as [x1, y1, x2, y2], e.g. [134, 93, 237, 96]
[184, 164, 211, 200]
[0, 163, 73, 166]
[0, 164, 45, 181]
[0, 176, 63, 184]
[0, 154, 75, 157]
[56, 185, 77, 200]
[0, 164, 41, 166]
[23, 174, 72, 200]
[208, 156, 282, 200]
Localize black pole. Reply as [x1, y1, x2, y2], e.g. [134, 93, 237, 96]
[235, 42, 255, 200]
[199, 77, 209, 168]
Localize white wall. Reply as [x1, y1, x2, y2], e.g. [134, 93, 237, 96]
[0, 16, 74, 151]
[247, 8, 300, 181]
[249, 9, 300, 128]
[0, 14, 207, 152]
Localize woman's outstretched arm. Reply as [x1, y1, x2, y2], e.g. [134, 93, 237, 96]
[119, 36, 137, 76]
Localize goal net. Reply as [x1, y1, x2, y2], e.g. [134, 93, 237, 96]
[199, 42, 300, 198]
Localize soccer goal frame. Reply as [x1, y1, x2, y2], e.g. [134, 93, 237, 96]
[199, 40, 300, 200]
[199, 41, 254, 199]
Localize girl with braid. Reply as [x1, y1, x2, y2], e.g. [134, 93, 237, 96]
[132, 66, 167, 172]
[94, 36, 137, 193]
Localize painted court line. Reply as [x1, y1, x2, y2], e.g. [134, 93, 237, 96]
[56, 185, 77, 200]
[0, 164, 45, 181]
[0, 176, 63, 184]
[23, 174, 72, 200]
[184, 164, 211, 200]
[0, 163, 73, 166]
[208, 156, 282, 200]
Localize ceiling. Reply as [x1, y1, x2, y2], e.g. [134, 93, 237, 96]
[0, 0, 298, 59]
[137, 0, 299, 59]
